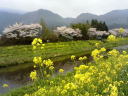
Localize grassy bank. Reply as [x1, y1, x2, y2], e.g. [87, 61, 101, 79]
[0, 40, 97, 67]
[1, 38, 128, 67]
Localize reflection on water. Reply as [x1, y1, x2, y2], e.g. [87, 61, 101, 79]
[0, 75, 27, 93]
[0, 65, 33, 94]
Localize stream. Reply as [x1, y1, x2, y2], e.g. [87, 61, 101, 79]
[0, 64, 33, 94]
[0, 61, 75, 94]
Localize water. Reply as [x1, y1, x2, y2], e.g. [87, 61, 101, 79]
[114, 45, 128, 50]
[0, 73, 29, 93]
[0, 64, 33, 94]
[0, 61, 76, 94]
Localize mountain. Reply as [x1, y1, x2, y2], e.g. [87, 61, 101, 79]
[0, 9, 128, 34]
[100, 9, 128, 28]
[75, 9, 128, 28]
[19, 9, 66, 27]
[64, 18, 75, 25]
[75, 13, 99, 23]
[0, 11, 20, 33]
[0, 9, 67, 34]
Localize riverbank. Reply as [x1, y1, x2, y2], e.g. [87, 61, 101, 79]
[0, 40, 97, 67]
[1, 38, 128, 68]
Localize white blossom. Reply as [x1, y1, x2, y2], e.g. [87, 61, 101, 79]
[109, 28, 128, 37]
[54, 26, 82, 40]
[88, 28, 109, 38]
[2, 23, 42, 39]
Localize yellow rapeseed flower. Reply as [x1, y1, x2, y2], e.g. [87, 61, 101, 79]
[107, 35, 116, 41]
[108, 49, 119, 56]
[33, 46, 36, 50]
[33, 57, 42, 64]
[123, 51, 127, 54]
[78, 65, 88, 71]
[30, 70, 37, 80]
[78, 57, 83, 61]
[64, 82, 77, 90]
[59, 69, 64, 73]
[100, 47, 106, 52]
[91, 49, 100, 57]
[32, 38, 38, 45]
[43, 59, 53, 67]
[49, 66, 54, 70]
[2, 84, 9, 88]
[32, 88, 47, 95]
[74, 74, 84, 79]
[79, 56, 87, 61]
[32, 38, 42, 45]
[41, 44, 45, 49]
[61, 89, 67, 95]
[95, 43, 100, 48]
[110, 85, 118, 96]
[32, 38, 45, 50]
[71, 55, 76, 60]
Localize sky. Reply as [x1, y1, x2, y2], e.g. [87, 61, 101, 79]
[0, 0, 128, 18]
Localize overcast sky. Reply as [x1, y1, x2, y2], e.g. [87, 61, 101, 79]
[0, 0, 128, 18]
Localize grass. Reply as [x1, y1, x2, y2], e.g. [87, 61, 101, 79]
[1, 38, 128, 68]
[0, 40, 96, 67]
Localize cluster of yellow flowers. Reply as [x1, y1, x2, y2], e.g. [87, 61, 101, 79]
[30, 70, 37, 80]
[78, 56, 87, 61]
[107, 35, 116, 41]
[2, 84, 9, 88]
[108, 49, 119, 56]
[71, 55, 87, 62]
[64, 82, 77, 90]
[71, 55, 76, 60]
[43, 59, 53, 67]
[59, 69, 64, 73]
[31, 57, 55, 79]
[91, 47, 106, 61]
[95, 42, 100, 48]
[32, 38, 45, 50]
[30, 38, 55, 80]
[26, 38, 128, 96]
[30, 38, 67, 81]
[27, 48, 127, 96]
[33, 57, 42, 64]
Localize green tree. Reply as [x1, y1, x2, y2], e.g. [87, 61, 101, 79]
[71, 23, 91, 40]
[91, 19, 108, 31]
[40, 19, 58, 42]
